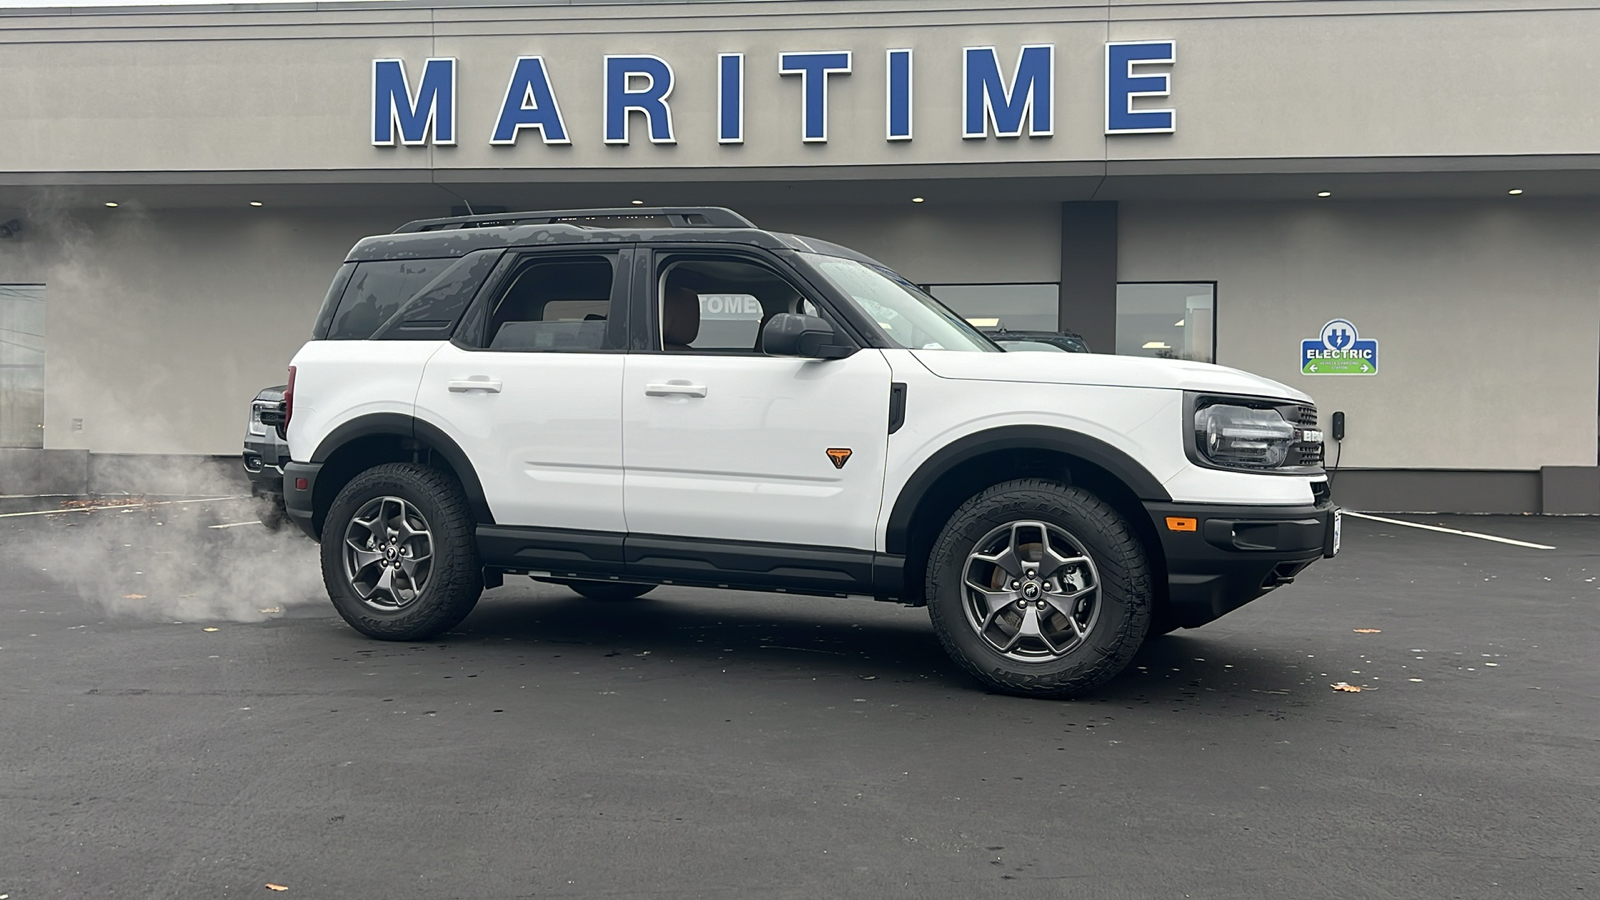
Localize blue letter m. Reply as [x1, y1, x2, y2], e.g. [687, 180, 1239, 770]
[963, 45, 1053, 139]
[373, 58, 456, 146]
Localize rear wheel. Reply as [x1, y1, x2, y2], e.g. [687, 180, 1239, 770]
[925, 478, 1152, 698]
[560, 580, 656, 601]
[320, 463, 482, 641]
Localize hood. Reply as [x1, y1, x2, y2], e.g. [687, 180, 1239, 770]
[910, 351, 1309, 402]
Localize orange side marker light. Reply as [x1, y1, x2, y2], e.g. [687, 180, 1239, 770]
[1165, 517, 1198, 532]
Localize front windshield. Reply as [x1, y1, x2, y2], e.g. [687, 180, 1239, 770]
[807, 255, 998, 352]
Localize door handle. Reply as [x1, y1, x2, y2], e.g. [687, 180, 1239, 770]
[645, 382, 708, 398]
[448, 377, 503, 393]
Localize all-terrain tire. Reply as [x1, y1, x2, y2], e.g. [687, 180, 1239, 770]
[320, 463, 483, 641]
[561, 581, 656, 601]
[925, 478, 1152, 698]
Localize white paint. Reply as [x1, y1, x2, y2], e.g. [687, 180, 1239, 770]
[0, 496, 243, 519]
[1342, 511, 1554, 550]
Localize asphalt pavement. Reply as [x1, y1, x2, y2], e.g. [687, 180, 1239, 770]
[1, 500, 1596, 899]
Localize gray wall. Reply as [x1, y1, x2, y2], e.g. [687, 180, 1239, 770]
[3, 1, 1600, 178]
[1119, 199, 1600, 471]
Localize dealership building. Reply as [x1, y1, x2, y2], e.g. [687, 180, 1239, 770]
[0, 0, 1596, 513]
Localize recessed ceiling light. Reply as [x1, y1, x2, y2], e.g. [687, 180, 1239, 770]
[1142, 341, 1171, 350]
[911, 197, 925, 203]
[104, 201, 119, 208]
[1173, 319, 1185, 327]
[1316, 191, 1331, 198]
[249, 201, 264, 207]
[630, 199, 644, 206]
[1508, 189, 1524, 195]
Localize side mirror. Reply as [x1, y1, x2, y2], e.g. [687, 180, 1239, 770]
[762, 313, 853, 359]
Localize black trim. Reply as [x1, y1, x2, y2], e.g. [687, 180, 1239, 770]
[1146, 500, 1336, 628]
[475, 525, 905, 599]
[282, 460, 320, 540]
[307, 413, 494, 526]
[884, 425, 1172, 555]
[396, 207, 756, 234]
[888, 382, 908, 434]
[477, 526, 625, 577]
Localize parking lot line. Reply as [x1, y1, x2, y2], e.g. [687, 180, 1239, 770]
[0, 496, 245, 519]
[207, 521, 260, 529]
[1343, 511, 1555, 550]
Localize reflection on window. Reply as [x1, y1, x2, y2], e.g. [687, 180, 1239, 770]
[926, 283, 1060, 333]
[0, 284, 45, 448]
[1116, 283, 1215, 363]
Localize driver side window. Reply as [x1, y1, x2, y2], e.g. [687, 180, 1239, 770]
[656, 256, 822, 354]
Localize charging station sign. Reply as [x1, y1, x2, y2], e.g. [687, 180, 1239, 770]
[1302, 319, 1378, 375]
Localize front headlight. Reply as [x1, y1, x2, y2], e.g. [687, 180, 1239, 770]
[1195, 404, 1296, 469]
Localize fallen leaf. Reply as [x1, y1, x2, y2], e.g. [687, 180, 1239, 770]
[265, 885, 289, 892]
[1353, 628, 1382, 634]
[122, 594, 147, 600]
[1330, 682, 1363, 693]
[202, 627, 220, 633]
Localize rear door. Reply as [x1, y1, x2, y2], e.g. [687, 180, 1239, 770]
[416, 247, 630, 531]
[620, 246, 893, 551]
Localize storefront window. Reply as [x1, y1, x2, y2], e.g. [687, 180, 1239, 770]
[0, 284, 45, 448]
[1116, 283, 1215, 363]
[926, 283, 1060, 333]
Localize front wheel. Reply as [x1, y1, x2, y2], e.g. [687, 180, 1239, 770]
[320, 463, 483, 641]
[925, 478, 1152, 698]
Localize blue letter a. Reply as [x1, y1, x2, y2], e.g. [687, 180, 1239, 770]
[492, 56, 570, 145]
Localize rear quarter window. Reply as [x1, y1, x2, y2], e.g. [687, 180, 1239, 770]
[371, 250, 503, 341]
[326, 258, 453, 340]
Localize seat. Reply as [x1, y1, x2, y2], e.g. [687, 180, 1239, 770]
[661, 285, 701, 351]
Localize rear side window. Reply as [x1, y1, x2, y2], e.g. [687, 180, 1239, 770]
[310, 263, 356, 340]
[481, 254, 623, 352]
[326, 258, 452, 340]
[371, 250, 502, 341]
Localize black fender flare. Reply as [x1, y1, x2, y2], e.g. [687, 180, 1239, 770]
[310, 413, 494, 525]
[883, 425, 1171, 555]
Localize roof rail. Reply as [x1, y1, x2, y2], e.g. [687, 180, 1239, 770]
[394, 206, 756, 234]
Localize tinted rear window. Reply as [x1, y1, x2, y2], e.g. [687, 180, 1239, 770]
[371, 250, 502, 341]
[326, 259, 452, 340]
[310, 263, 356, 340]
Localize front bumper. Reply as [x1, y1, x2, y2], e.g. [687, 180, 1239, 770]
[243, 433, 290, 496]
[1144, 500, 1338, 628]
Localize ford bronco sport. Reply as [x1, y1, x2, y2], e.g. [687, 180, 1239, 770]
[280, 207, 1337, 697]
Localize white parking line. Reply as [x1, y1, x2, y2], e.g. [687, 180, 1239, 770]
[207, 521, 261, 529]
[1343, 511, 1555, 550]
[0, 496, 246, 519]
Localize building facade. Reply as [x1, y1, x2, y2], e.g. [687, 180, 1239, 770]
[0, 0, 1596, 512]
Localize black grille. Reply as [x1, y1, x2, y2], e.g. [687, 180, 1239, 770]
[1288, 404, 1323, 467]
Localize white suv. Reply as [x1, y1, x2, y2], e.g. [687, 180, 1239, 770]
[280, 207, 1337, 697]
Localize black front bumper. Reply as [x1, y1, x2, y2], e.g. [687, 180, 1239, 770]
[1144, 500, 1338, 628]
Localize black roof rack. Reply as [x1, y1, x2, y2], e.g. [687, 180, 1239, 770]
[394, 206, 756, 234]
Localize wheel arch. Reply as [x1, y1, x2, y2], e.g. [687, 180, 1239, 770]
[884, 426, 1171, 606]
[308, 413, 493, 536]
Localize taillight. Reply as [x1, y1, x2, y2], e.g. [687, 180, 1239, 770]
[279, 365, 296, 440]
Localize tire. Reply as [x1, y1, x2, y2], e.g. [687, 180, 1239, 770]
[320, 463, 483, 641]
[925, 478, 1152, 698]
[561, 580, 656, 601]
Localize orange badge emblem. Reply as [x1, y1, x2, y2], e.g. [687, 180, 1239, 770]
[826, 448, 853, 469]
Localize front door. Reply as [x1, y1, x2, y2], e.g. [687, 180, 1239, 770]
[416, 248, 630, 531]
[621, 249, 893, 550]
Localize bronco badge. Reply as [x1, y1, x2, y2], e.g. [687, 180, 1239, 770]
[825, 448, 852, 469]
